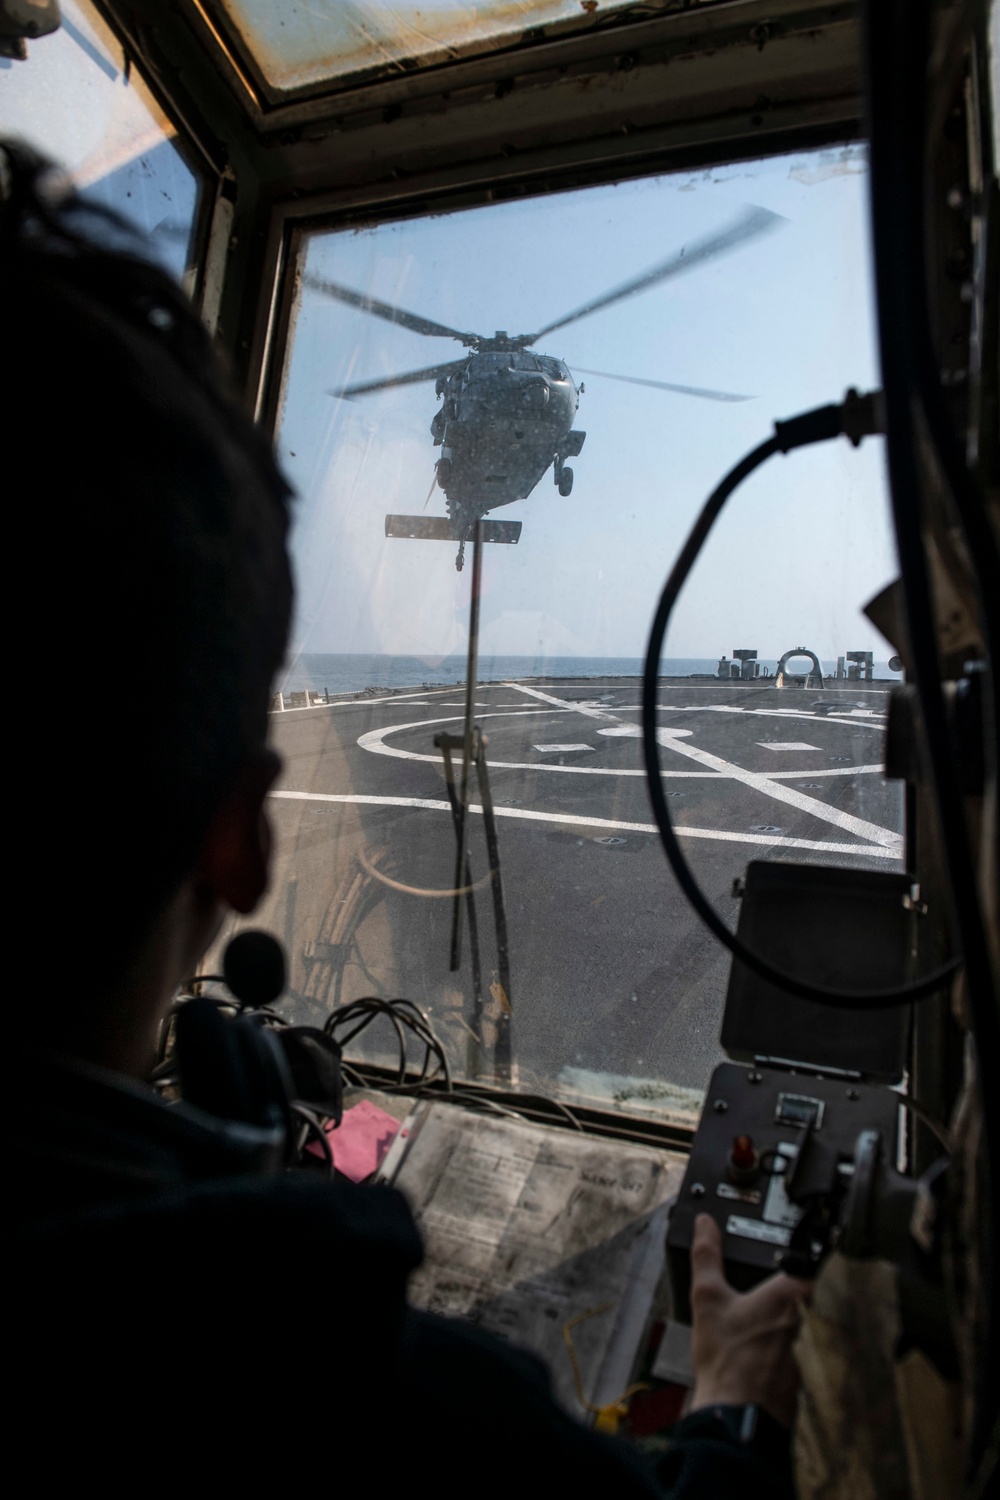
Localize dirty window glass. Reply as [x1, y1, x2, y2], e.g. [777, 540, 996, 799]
[215, 0, 642, 93]
[233, 145, 903, 1122]
[0, 0, 203, 282]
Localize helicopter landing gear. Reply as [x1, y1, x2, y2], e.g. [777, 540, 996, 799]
[456, 538, 465, 572]
[558, 466, 574, 497]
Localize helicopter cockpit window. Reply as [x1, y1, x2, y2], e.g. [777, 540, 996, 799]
[0, 0, 204, 285]
[244, 144, 903, 1124]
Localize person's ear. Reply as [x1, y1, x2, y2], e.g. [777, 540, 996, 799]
[195, 749, 282, 915]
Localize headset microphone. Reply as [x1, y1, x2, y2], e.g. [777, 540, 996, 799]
[222, 930, 286, 1010]
[167, 931, 344, 1167]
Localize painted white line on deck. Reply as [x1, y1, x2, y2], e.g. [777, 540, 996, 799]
[359, 713, 887, 783]
[505, 683, 902, 851]
[506, 682, 621, 721]
[270, 687, 458, 713]
[656, 729, 901, 849]
[766, 765, 884, 780]
[600, 725, 693, 739]
[358, 712, 721, 776]
[533, 743, 595, 753]
[270, 790, 897, 859]
[757, 742, 819, 752]
[613, 704, 886, 726]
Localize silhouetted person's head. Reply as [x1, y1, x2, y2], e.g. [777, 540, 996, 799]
[4, 142, 293, 1070]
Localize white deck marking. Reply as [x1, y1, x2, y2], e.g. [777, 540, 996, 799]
[358, 713, 721, 776]
[609, 705, 886, 729]
[757, 741, 819, 752]
[655, 729, 900, 850]
[271, 689, 470, 713]
[767, 765, 884, 779]
[506, 682, 621, 721]
[270, 790, 897, 858]
[600, 725, 693, 739]
[533, 743, 594, 753]
[358, 713, 887, 784]
[504, 683, 902, 851]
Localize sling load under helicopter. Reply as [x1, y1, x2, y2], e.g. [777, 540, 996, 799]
[310, 205, 780, 569]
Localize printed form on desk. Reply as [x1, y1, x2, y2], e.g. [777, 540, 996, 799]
[376, 1102, 687, 1419]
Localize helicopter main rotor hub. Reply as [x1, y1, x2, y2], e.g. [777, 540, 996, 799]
[469, 331, 533, 353]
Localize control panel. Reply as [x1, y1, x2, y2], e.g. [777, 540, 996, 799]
[666, 1061, 901, 1320]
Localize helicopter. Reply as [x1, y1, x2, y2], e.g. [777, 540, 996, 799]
[309, 205, 780, 568]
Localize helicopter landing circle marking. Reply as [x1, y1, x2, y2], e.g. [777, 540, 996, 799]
[583, 720, 880, 775]
[358, 713, 721, 776]
[358, 714, 887, 784]
[599, 725, 693, 739]
[598, 703, 886, 727]
[533, 743, 595, 753]
[270, 790, 897, 860]
[500, 683, 901, 851]
[357, 705, 900, 850]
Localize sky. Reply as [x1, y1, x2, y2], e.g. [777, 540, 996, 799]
[0, 0, 200, 281]
[3, 5, 905, 674]
[277, 145, 901, 668]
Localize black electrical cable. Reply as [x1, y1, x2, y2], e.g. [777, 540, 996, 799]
[290, 1103, 335, 1177]
[863, 0, 999, 1474]
[324, 996, 452, 1094]
[642, 392, 961, 1009]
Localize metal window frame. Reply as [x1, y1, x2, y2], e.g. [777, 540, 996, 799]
[95, 0, 965, 1141]
[98, 2, 865, 395]
[174, 0, 807, 121]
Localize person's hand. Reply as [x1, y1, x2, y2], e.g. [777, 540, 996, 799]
[687, 1212, 811, 1429]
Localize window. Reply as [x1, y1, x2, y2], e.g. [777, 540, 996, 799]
[213, 0, 650, 95]
[226, 145, 903, 1121]
[0, 0, 204, 283]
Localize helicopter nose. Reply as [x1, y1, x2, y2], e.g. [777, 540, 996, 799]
[520, 380, 549, 409]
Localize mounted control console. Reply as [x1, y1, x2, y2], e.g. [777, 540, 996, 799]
[666, 1061, 899, 1320]
[666, 860, 917, 1322]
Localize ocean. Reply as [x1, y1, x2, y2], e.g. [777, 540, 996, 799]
[279, 654, 898, 695]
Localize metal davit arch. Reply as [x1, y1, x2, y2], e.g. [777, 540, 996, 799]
[775, 646, 824, 688]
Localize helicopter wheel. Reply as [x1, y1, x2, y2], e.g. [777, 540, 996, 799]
[558, 466, 574, 497]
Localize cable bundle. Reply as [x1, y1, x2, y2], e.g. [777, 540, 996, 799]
[324, 996, 452, 1093]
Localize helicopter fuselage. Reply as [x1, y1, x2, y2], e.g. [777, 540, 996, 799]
[431, 344, 586, 529]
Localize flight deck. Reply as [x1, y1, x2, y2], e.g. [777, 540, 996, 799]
[239, 676, 902, 1114]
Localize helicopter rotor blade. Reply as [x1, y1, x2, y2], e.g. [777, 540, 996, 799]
[305, 273, 476, 344]
[328, 359, 468, 399]
[524, 205, 783, 342]
[570, 367, 753, 402]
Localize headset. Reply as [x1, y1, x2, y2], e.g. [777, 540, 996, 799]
[158, 930, 344, 1175]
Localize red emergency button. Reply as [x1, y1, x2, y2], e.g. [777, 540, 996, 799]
[730, 1134, 756, 1170]
[727, 1134, 760, 1185]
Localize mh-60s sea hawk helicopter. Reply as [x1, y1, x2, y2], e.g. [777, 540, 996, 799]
[309, 205, 779, 569]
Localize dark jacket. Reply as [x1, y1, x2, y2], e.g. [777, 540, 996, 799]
[7, 1051, 794, 1496]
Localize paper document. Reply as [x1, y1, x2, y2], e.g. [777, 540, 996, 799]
[378, 1102, 685, 1417]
